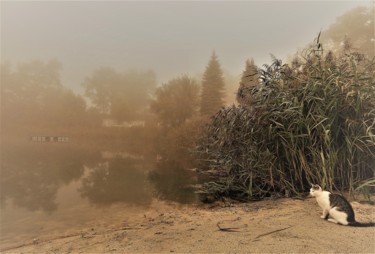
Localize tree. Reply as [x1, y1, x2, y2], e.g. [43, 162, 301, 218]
[1, 60, 89, 132]
[150, 75, 200, 128]
[236, 59, 260, 106]
[200, 52, 226, 116]
[322, 6, 374, 58]
[82, 67, 157, 122]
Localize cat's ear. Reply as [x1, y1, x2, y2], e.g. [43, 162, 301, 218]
[312, 184, 321, 190]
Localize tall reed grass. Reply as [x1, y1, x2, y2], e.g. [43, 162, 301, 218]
[196, 41, 375, 201]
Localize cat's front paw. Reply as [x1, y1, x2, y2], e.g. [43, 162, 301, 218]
[320, 215, 327, 219]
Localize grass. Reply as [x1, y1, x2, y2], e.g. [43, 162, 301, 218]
[196, 40, 375, 201]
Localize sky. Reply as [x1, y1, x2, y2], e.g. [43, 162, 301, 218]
[1, 1, 372, 93]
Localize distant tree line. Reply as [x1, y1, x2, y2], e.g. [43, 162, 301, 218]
[0, 51, 227, 154]
[321, 6, 374, 58]
[1, 60, 100, 135]
[82, 67, 157, 123]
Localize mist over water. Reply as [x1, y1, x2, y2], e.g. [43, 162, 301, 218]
[0, 140, 198, 246]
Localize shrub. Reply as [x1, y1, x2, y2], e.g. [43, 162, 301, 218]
[196, 40, 375, 201]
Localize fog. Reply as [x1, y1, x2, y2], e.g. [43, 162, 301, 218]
[1, 1, 369, 92]
[1, 1, 374, 250]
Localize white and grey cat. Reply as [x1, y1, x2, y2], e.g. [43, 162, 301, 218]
[310, 184, 374, 227]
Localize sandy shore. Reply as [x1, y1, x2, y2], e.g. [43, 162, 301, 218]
[2, 197, 375, 253]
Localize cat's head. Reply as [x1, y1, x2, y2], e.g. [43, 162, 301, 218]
[309, 184, 322, 197]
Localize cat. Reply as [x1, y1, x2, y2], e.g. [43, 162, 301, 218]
[309, 184, 374, 227]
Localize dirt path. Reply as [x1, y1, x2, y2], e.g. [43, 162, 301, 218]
[2, 198, 375, 253]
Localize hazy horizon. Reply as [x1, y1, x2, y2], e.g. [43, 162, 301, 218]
[1, 1, 372, 94]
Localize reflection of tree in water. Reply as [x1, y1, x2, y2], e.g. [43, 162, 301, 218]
[79, 157, 152, 206]
[1, 144, 94, 213]
[148, 161, 197, 204]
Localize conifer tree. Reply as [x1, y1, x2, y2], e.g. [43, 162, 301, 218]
[236, 59, 259, 106]
[200, 52, 226, 116]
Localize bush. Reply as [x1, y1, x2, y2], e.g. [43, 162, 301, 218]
[196, 40, 375, 201]
[159, 116, 210, 168]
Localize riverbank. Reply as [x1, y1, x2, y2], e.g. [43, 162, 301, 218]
[2, 197, 374, 253]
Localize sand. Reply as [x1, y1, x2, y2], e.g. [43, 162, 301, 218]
[2, 197, 375, 253]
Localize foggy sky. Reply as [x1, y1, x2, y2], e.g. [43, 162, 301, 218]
[1, 1, 371, 93]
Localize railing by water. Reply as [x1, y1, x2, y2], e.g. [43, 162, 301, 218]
[30, 136, 69, 143]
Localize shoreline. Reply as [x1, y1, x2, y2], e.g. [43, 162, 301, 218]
[2, 197, 375, 253]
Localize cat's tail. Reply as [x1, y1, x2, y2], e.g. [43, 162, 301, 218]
[349, 221, 375, 227]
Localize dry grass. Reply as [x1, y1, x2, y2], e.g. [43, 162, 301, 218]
[196, 39, 375, 201]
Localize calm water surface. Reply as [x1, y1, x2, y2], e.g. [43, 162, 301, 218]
[0, 141, 198, 248]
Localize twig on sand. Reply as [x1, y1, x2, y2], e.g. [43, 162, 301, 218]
[216, 222, 240, 232]
[253, 226, 294, 241]
[1, 226, 142, 252]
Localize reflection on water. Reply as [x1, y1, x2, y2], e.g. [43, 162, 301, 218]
[79, 158, 153, 206]
[1, 143, 90, 213]
[0, 141, 198, 248]
[149, 160, 198, 204]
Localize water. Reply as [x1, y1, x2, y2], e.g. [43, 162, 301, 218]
[0, 141, 198, 249]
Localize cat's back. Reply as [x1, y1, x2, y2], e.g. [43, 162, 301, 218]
[329, 193, 355, 222]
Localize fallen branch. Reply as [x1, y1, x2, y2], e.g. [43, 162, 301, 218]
[216, 222, 240, 232]
[253, 225, 294, 240]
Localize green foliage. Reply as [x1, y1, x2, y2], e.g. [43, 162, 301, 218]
[196, 42, 375, 201]
[200, 52, 226, 116]
[150, 75, 200, 128]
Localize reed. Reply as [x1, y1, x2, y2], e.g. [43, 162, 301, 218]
[196, 40, 375, 201]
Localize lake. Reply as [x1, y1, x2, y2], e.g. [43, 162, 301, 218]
[0, 140, 198, 249]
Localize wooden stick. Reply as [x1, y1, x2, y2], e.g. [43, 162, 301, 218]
[253, 226, 293, 240]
